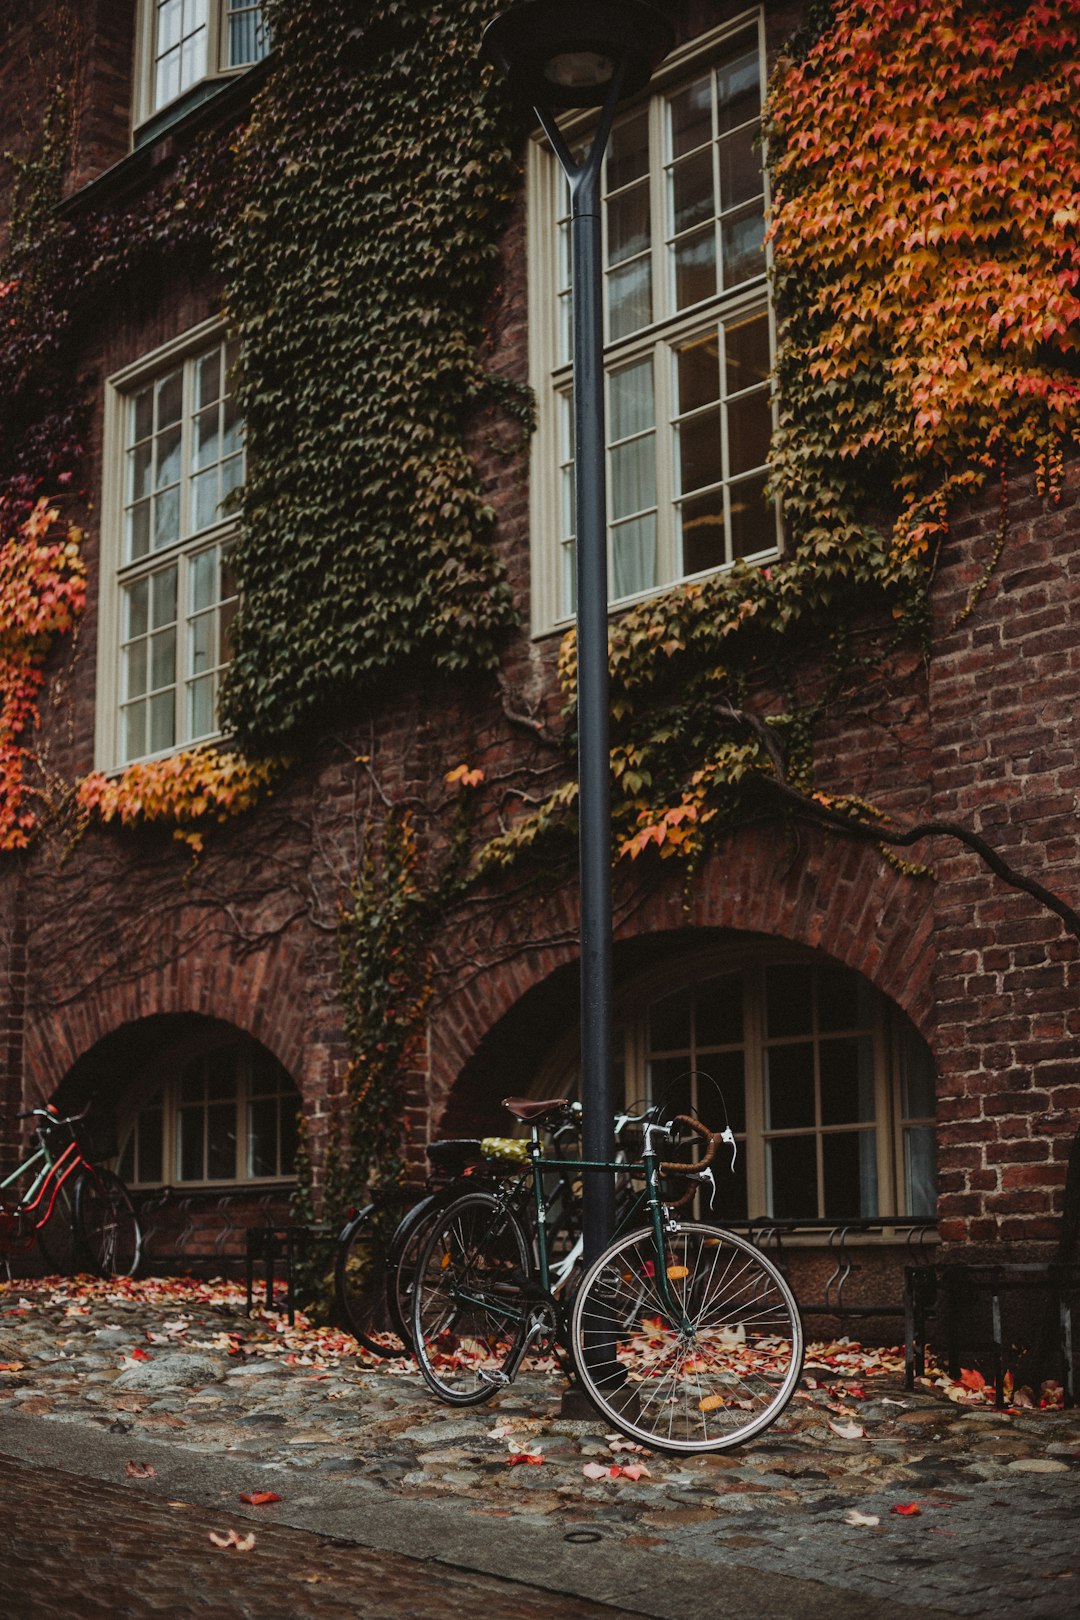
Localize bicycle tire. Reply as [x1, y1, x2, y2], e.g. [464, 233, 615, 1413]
[570, 1221, 803, 1454]
[35, 1179, 80, 1275]
[411, 1190, 532, 1406]
[385, 1188, 459, 1346]
[75, 1168, 142, 1279]
[335, 1198, 413, 1357]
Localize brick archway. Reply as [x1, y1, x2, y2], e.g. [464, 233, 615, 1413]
[431, 824, 935, 1136]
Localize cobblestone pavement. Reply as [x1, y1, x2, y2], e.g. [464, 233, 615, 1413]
[1, 1278, 1078, 1618]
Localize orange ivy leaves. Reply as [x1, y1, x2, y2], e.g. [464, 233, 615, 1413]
[0, 498, 85, 851]
[76, 748, 283, 854]
[768, 0, 1080, 562]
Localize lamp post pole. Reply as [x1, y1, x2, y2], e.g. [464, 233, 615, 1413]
[482, 0, 674, 1265]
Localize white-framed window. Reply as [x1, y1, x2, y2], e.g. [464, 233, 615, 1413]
[97, 322, 243, 769]
[135, 0, 270, 127]
[535, 947, 937, 1226]
[117, 1039, 300, 1189]
[529, 11, 779, 631]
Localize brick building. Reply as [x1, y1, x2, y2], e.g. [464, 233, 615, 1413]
[0, 0, 1077, 1310]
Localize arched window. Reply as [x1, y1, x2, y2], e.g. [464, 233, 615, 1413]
[117, 1032, 299, 1188]
[540, 947, 936, 1224]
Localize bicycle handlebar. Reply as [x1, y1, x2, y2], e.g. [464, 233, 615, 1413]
[18, 1101, 91, 1126]
[659, 1114, 731, 1176]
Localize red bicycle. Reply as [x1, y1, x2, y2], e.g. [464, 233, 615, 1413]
[1, 1103, 142, 1278]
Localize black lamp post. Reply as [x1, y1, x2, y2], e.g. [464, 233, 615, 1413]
[482, 1, 674, 1263]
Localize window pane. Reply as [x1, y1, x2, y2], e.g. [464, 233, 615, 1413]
[609, 360, 654, 442]
[716, 35, 761, 134]
[765, 1043, 815, 1129]
[649, 987, 693, 1053]
[768, 1135, 817, 1219]
[718, 125, 762, 211]
[129, 442, 152, 502]
[127, 501, 151, 561]
[669, 75, 712, 158]
[608, 183, 650, 266]
[607, 257, 652, 339]
[149, 690, 175, 753]
[153, 485, 181, 548]
[248, 1098, 278, 1178]
[818, 965, 870, 1032]
[766, 964, 813, 1036]
[190, 548, 216, 614]
[901, 1026, 937, 1119]
[222, 391, 242, 456]
[610, 436, 656, 521]
[707, 1150, 747, 1222]
[649, 1056, 694, 1124]
[124, 639, 148, 700]
[280, 1103, 299, 1175]
[696, 974, 743, 1047]
[178, 1106, 203, 1181]
[196, 350, 220, 408]
[678, 410, 721, 495]
[191, 468, 219, 532]
[152, 566, 178, 627]
[156, 368, 183, 429]
[727, 390, 771, 475]
[206, 1101, 237, 1180]
[133, 386, 154, 443]
[611, 515, 656, 600]
[725, 313, 771, 392]
[677, 332, 720, 414]
[822, 1130, 878, 1218]
[820, 1037, 876, 1125]
[721, 202, 766, 288]
[121, 703, 145, 763]
[705, 1048, 746, 1135]
[194, 406, 220, 471]
[190, 610, 213, 674]
[729, 471, 771, 559]
[904, 1126, 937, 1217]
[607, 108, 649, 191]
[125, 577, 150, 639]
[671, 150, 714, 236]
[674, 224, 716, 309]
[150, 627, 176, 691]
[189, 674, 214, 739]
[680, 487, 725, 575]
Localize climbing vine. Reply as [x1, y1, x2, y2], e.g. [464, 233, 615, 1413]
[482, 0, 1080, 877]
[217, 0, 525, 753]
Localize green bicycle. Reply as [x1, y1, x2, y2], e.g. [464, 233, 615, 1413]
[0, 1103, 142, 1279]
[411, 1098, 803, 1454]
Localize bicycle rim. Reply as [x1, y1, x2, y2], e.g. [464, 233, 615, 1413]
[570, 1222, 803, 1454]
[387, 1192, 451, 1347]
[76, 1170, 142, 1279]
[411, 1191, 531, 1406]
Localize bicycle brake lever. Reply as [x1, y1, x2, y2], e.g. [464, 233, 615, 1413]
[721, 1127, 737, 1171]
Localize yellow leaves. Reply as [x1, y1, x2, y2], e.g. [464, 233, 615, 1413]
[75, 748, 285, 855]
[444, 763, 484, 788]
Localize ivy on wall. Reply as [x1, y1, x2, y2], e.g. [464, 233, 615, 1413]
[217, 0, 524, 754]
[483, 0, 1080, 877]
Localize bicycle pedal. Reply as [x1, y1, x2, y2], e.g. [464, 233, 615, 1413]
[478, 1367, 512, 1387]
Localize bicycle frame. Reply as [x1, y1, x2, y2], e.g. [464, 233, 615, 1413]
[0, 1132, 86, 1247]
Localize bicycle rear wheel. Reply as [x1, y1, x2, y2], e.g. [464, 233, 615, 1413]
[411, 1190, 532, 1406]
[75, 1169, 142, 1278]
[570, 1222, 803, 1454]
[335, 1196, 414, 1357]
[36, 1180, 80, 1275]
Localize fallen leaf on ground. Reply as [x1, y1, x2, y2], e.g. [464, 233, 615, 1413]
[239, 1492, 281, 1505]
[124, 1461, 156, 1478]
[209, 1529, 256, 1552]
[618, 1464, 651, 1481]
[126, 1347, 151, 1362]
[0, 1361, 25, 1372]
[828, 1419, 866, 1439]
[608, 1439, 648, 1454]
[506, 1453, 544, 1467]
[582, 1463, 611, 1481]
[844, 1509, 880, 1527]
[891, 1503, 921, 1516]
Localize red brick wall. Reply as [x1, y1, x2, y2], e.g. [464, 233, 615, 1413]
[930, 459, 1080, 1254]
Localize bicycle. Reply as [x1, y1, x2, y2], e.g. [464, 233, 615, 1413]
[335, 1116, 584, 1358]
[410, 1098, 804, 1455]
[0, 1103, 142, 1280]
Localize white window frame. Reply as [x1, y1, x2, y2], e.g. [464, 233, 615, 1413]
[527, 9, 780, 635]
[132, 0, 270, 130]
[96, 318, 242, 772]
[531, 943, 938, 1229]
[117, 1041, 300, 1190]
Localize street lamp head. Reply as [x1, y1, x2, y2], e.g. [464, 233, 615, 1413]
[482, 0, 675, 109]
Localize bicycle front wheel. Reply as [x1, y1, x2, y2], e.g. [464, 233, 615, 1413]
[411, 1191, 532, 1406]
[570, 1222, 803, 1454]
[75, 1169, 142, 1278]
[36, 1180, 80, 1275]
